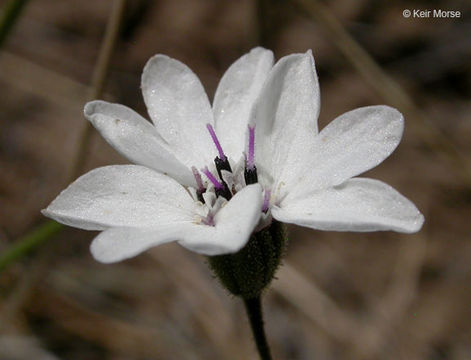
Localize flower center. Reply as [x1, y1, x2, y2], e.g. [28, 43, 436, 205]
[191, 124, 272, 228]
[191, 124, 268, 206]
[201, 166, 232, 200]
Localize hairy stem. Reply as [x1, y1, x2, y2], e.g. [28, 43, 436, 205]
[244, 297, 273, 360]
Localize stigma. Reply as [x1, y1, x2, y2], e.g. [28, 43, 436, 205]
[244, 125, 258, 185]
[197, 124, 261, 203]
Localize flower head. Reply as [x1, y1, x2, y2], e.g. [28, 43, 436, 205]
[43, 47, 424, 263]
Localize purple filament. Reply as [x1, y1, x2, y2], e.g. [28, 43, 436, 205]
[202, 167, 224, 190]
[191, 166, 205, 192]
[262, 189, 271, 213]
[202, 214, 215, 226]
[247, 125, 256, 170]
[206, 124, 226, 161]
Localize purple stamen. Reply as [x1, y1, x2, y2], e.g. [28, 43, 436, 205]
[202, 167, 224, 190]
[262, 189, 271, 213]
[206, 124, 226, 161]
[247, 125, 256, 170]
[192, 166, 205, 192]
[202, 213, 215, 226]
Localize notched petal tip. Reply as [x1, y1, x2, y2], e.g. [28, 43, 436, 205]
[83, 100, 124, 128]
[276, 49, 315, 67]
[302, 49, 314, 62]
[84, 100, 106, 119]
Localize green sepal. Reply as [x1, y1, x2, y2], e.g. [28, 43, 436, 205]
[207, 220, 287, 299]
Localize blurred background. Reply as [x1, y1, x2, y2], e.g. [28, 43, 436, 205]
[0, 0, 470, 359]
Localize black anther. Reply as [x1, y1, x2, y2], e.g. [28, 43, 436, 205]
[215, 157, 232, 179]
[244, 166, 258, 185]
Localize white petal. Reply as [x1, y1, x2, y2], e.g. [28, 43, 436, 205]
[280, 106, 404, 203]
[91, 184, 263, 262]
[249, 51, 320, 191]
[90, 226, 180, 263]
[272, 178, 424, 233]
[84, 101, 194, 186]
[305, 105, 404, 191]
[179, 183, 263, 255]
[141, 55, 214, 167]
[213, 47, 274, 159]
[42, 165, 197, 230]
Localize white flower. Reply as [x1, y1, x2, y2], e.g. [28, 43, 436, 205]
[42, 48, 424, 263]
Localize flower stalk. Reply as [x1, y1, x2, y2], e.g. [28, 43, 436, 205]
[208, 221, 287, 359]
[244, 297, 273, 360]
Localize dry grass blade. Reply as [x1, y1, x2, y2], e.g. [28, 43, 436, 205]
[0, 52, 88, 108]
[272, 262, 359, 342]
[273, 234, 426, 359]
[29, 288, 168, 359]
[70, 0, 127, 180]
[1, 0, 127, 331]
[351, 235, 427, 359]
